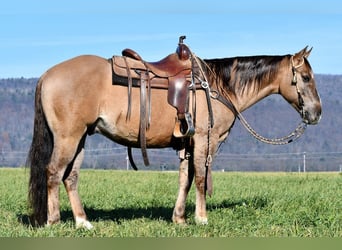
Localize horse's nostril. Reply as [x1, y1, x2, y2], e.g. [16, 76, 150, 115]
[304, 109, 321, 125]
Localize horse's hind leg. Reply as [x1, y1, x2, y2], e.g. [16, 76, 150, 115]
[63, 135, 93, 229]
[46, 135, 85, 226]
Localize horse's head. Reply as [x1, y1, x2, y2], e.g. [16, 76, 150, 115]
[279, 47, 322, 125]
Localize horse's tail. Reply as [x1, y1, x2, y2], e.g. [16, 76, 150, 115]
[26, 77, 53, 226]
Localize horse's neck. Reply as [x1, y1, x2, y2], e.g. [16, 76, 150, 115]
[235, 58, 292, 112]
[234, 82, 279, 112]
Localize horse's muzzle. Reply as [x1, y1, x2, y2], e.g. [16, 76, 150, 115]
[302, 105, 322, 125]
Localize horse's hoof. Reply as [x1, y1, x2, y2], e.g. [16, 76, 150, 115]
[195, 216, 208, 225]
[76, 217, 94, 230]
[46, 218, 60, 227]
[172, 215, 187, 225]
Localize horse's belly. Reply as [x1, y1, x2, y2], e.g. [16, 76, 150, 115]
[96, 93, 177, 148]
[112, 116, 176, 148]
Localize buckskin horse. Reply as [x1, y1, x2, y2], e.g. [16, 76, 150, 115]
[27, 37, 321, 229]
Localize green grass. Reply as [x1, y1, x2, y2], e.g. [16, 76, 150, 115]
[0, 168, 341, 237]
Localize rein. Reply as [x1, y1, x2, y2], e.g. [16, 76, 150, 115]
[206, 55, 308, 145]
[212, 91, 307, 145]
[236, 113, 307, 145]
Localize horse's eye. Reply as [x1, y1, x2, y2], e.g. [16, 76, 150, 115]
[302, 75, 310, 83]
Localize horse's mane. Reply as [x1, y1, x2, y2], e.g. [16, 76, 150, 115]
[204, 55, 289, 96]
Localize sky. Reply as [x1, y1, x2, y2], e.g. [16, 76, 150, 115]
[0, 0, 341, 78]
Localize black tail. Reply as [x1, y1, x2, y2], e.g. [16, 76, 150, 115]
[26, 78, 53, 226]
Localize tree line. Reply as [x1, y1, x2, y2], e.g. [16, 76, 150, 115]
[0, 75, 341, 171]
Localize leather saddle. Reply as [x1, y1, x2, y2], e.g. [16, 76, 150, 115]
[109, 36, 215, 168]
[111, 36, 195, 139]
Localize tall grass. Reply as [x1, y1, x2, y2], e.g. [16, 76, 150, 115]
[0, 168, 341, 237]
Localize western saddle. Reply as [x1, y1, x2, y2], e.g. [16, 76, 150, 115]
[110, 36, 207, 166]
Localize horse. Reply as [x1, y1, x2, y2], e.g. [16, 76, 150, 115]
[27, 46, 321, 229]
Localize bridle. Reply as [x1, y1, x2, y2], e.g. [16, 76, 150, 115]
[291, 55, 306, 118]
[201, 55, 308, 145]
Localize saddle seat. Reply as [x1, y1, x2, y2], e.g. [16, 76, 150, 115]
[122, 42, 191, 78]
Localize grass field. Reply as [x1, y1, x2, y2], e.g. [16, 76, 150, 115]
[0, 168, 341, 237]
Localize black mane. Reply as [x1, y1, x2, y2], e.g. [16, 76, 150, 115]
[204, 55, 289, 96]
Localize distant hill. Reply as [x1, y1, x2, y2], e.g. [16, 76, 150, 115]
[0, 75, 341, 171]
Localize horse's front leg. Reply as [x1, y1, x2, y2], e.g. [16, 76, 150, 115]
[193, 137, 216, 225]
[194, 158, 208, 225]
[172, 151, 194, 224]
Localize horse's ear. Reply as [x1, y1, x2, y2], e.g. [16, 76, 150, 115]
[294, 46, 312, 61]
[304, 46, 313, 58]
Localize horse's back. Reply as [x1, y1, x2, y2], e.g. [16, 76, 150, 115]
[42, 55, 111, 87]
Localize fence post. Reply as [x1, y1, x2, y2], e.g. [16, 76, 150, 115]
[126, 154, 129, 171]
[303, 152, 306, 173]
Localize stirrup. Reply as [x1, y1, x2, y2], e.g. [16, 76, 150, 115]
[173, 113, 195, 138]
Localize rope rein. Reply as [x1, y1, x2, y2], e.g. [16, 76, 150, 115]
[237, 114, 307, 145]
